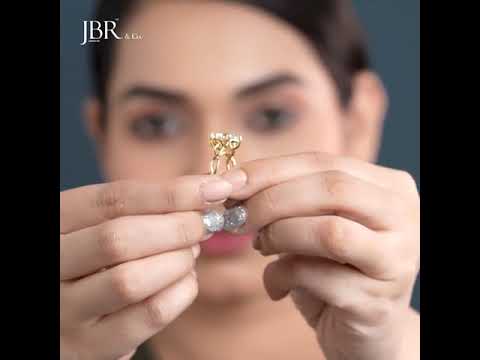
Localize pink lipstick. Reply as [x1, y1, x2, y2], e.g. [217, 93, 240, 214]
[200, 230, 255, 256]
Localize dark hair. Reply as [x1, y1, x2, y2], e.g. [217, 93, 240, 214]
[91, 0, 369, 108]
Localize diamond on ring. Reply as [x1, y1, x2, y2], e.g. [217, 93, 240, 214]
[223, 206, 248, 232]
[202, 210, 225, 233]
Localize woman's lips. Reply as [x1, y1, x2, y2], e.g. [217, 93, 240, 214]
[200, 231, 255, 256]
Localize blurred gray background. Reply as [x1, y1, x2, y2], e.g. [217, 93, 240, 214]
[60, 0, 420, 310]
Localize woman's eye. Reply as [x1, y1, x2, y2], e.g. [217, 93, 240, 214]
[129, 114, 183, 140]
[247, 107, 295, 133]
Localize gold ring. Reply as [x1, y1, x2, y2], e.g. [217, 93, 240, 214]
[208, 132, 242, 175]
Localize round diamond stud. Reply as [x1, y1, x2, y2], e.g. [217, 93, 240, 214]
[202, 210, 225, 233]
[223, 206, 248, 232]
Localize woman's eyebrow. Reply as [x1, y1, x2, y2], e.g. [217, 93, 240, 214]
[235, 72, 304, 99]
[119, 85, 189, 105]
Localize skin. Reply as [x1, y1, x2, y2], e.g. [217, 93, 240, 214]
[60, 1, 420, 359]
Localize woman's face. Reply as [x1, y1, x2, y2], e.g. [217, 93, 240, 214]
[88, 1, 385, 304]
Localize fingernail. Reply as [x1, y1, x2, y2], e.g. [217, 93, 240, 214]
[252, 233, 262, 250]
[269, 288, 290, 301]
[222, 169, 247, 192]
[200, 178, 233, 203]
[201, 231, 215, 242]
[192, 244, 201, 258]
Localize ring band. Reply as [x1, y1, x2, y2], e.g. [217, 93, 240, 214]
[208, 132, 242, 175]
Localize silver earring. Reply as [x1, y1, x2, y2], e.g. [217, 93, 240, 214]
[223, 206, 248, 232]
[202, 210, 225, 233]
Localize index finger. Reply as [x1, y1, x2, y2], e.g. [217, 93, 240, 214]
[221, 151, 407, 200]
[60, 175, 232, 234]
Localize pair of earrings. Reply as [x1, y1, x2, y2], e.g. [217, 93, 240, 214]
[202, 206, 248, 234]
[203, 132, 247, 233]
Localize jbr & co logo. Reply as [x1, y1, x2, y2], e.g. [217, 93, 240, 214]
[81, 19, 142, 45]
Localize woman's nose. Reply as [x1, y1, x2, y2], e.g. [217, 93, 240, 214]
[185, 129, 216, 175]
[187, 144, 213, 175]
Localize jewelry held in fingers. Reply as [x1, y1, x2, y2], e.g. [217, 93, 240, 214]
[223, 205, 248, 232]
[208, 132, 242, 175]
[202, 209, 225, 233]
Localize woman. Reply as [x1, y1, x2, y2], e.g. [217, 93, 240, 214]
[60, 1, 420, 359]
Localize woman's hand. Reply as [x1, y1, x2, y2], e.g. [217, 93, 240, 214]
[60, 176, 233, 360]
[223, 152, 420, 360]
